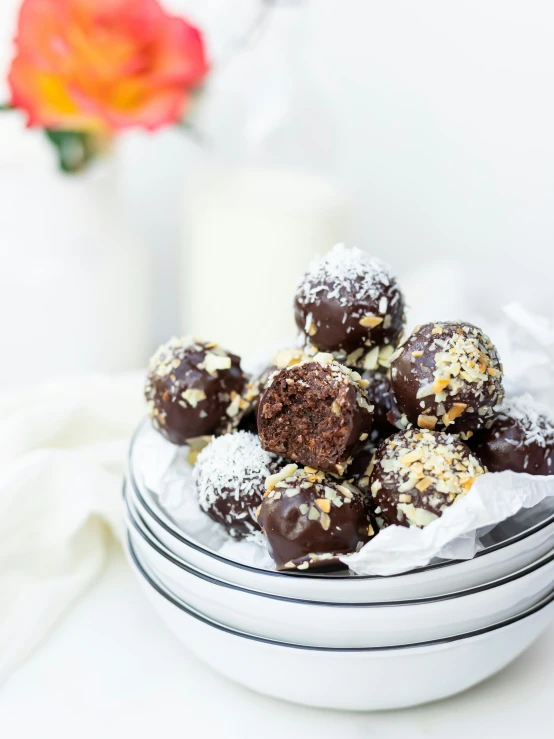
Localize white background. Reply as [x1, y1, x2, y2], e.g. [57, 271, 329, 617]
[2, 0, 554, 346]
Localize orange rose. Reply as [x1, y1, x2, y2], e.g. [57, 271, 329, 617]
[8, 0, 209, 132]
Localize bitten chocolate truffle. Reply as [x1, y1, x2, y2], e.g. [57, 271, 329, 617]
[294, 244, 405, 369]
[237, 348, 309, 434]
[370, 429, 486, 528]
[193, 431, 282, 539]
[470, 394, 554, 475]
[257, 465, 375, 571]
[390, 321, 504, 436]
[145, 337, 247, 445]
[257, 353, 374, 474]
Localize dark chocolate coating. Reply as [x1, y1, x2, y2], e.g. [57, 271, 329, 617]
[145, 337, 247, 445]
[391, 321, 504, 435]
[362, 369, 400, 436]
[258, 469, 374, 571]
[257, 357, 373, 474]
[348, 433, 382, 497]
[370, 429, 486, 528]
[194, 432, 282, 540]
[294, 246, 405, 367]
[470, 408, 554, 476]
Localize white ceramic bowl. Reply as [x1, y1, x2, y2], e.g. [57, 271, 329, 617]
[126, 455, 554, 603]
[126, 534, 554, 711]
[125, 486, 554, 648]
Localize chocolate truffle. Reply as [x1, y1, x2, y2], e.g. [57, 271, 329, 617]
[470, 394, 554, 475]
[257, 465, 375, 571]
[194, 431, 282, 540]
[294, 244, 406, 369]
[370, 429, 486, 528]
[390, 321, 504, 436]
[348, 435, 382, 497]
[145, 337, 247, 445]
[362, 369, 400, 436]
[258, 353, 374, 474]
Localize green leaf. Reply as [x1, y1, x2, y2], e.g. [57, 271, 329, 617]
[44, 129, 99, 174]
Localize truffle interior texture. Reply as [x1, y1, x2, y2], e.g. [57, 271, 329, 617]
[260, 365, 356, 469]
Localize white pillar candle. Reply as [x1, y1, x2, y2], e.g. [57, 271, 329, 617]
[181, 166, 349, 357]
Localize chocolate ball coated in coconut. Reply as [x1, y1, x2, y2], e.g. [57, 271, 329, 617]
[194, 431, 282, 540]
[257, 353, 373, 474]
[370, 429, 486, 528]
[257, 466, 375, 571]
[145, 337, 247, 445]
[294, 244, 406, 369]
[390, 321, 504, 437]
[470, 394, 554, 475]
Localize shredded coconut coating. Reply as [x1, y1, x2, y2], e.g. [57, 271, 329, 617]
[194, 431, 280, 521]
[296, 243, 395, 307]
[501, 394, 554, 448]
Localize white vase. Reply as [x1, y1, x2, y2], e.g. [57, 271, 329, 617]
[0, 113, 151, 388]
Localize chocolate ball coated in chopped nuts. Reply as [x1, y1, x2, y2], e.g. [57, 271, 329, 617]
[257, 353, 374, 474]
[470, 394, 554, 475]
[390, 321, 504, 436]
[348, 434, 383, 497]
[194, 431, 283, 539]
[257, 466, 375, 571]
[294, 244, 406, 369]
[370, 429, 486, 528]
[145, 337, 247, 445]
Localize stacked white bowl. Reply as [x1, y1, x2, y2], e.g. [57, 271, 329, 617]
[124, 422, 554, 711]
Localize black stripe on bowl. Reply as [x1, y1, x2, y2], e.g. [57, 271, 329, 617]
[124, 481, 554, 608]
[126, 531, 554, 653]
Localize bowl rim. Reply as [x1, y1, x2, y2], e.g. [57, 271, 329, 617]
[127, 532, 554, 653]
[129, 419, 554, 582]
[125, 482, 554, 608]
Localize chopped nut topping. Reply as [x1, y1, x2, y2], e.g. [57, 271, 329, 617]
[363, 346, 380, 370]
[181, 388, 207, 408]
[432, 377, 451, 394]
[308, 506, 320, 521]
[359, 315, 384, 328]
[265, 463, 298, 491]
[201, 353, 231, 375]
[418, 414, 438, 430]
[315, 498, 331, 513]
[442, 402, 468, 426]
[373, 428, 486, 526]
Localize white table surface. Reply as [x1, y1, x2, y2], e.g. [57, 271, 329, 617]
[2, 544, 553, 739]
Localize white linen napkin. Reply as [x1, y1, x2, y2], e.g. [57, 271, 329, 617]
[0, 373, 143, 685]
